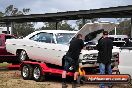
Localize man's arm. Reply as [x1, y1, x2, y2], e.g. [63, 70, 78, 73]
[80, 40, 84, 49]
[97, 37, 103, 50]
[96, 42, 100, 51]
[111, 40, 113, 49]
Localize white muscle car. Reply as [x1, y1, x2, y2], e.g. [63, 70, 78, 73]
[6, 23, 119, 68]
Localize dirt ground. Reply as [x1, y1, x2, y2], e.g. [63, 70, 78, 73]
[0, 69, 131, 88]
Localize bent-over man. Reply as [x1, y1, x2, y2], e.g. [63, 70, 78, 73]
[62, 34, 84, 88]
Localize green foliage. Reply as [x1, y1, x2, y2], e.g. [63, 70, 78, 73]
[109, 19, 131, 37]
[12, 22, 35, 37]
[4, 5, 34, 37]
[40, 21, 74, 31]
[0, 12, 3, 17]
[4, 5, 30, 16]
[0, 12, 5, 27]
[118, 19, 131, 37]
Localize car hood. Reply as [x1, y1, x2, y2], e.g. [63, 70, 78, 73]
[73, 22, 116, 42]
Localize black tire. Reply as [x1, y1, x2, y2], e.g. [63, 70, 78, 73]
[12, 61, 20, 65]
[19, 50, 28, 62]
[33, 65, 45, 82]
[77, 76, 86, 84]
[21, 64, 33, 80]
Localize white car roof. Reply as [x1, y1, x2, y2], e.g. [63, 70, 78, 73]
[36, 30, 78, 33]
[24, 23, 116, 40]
[24, 30, 77, 39]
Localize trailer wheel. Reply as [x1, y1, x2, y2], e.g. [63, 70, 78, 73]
[21, 64, 33, 80]
[33, 65, 45, 82]
[77, 76, 86, 84]
[19, 50, 28, 62]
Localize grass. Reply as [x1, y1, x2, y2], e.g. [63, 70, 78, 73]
[0, 62, 9, 67]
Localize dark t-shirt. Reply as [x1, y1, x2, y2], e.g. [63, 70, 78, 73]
[97, 37, 113, 64]
[67, 38, 84, 61]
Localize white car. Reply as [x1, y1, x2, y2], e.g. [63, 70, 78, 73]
[6, 23, 119, 69]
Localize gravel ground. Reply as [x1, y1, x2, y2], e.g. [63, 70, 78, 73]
[0, 70, 131, 88]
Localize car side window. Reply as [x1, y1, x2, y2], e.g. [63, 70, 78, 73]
[30, 32, 55, 43]
[30, 34, 40, 41]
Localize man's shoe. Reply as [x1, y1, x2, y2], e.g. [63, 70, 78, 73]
[62, 83, 68, 88]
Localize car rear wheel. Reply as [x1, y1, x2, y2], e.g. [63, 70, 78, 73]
[21, 64, 33, 80]
[19, 50, 28, 62]
[33, 65, 45, 82]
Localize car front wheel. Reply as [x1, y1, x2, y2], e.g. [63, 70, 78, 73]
[19, 50, 28, 62]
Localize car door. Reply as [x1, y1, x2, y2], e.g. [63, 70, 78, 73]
[26, 33, 45, 61]
[52, 43, 69, 66]
[52, 33, 75, 66]
[29, 32, 59, 65]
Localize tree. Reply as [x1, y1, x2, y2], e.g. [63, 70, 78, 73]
[4, 5, 30, 16]
[4, 5, 34, 37]
[118, 19, 131, 37]
[13, 22, 34, 37]
[109, 19, 131, 37]
[0, 12, 5, 27]
[0, 12, 3, 17]
[40, 21, 74, 31]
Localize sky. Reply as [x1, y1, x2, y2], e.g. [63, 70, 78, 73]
[0, 0, 132, 29]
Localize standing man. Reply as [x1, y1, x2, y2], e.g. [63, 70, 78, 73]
[62, 34, 84, 88]
[97, 31, 113, 88]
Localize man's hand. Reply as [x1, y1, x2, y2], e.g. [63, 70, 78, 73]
[83, 46, 86, 50]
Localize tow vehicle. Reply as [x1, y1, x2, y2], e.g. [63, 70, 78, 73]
[0, 33, 18, 64]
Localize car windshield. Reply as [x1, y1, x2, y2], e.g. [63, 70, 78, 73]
[56, 33, 75, 44]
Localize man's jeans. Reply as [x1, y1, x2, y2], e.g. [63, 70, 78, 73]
[99, 63, 112, 88]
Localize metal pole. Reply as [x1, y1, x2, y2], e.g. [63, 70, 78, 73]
[82, 18, 86, 26]
[56, 22, 58, 30]
[114, 26, 117, 35]
[6, 22, 10, 34]
[11, 22, 13, 35]
[130, 18, 132, 38]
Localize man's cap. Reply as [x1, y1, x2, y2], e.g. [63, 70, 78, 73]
[103, 31, 108, 35]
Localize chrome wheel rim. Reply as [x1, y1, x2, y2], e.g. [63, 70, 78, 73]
[33, 67, 41, 79]
[20, 51, 26, 61]
[22, 66, 29, 78]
